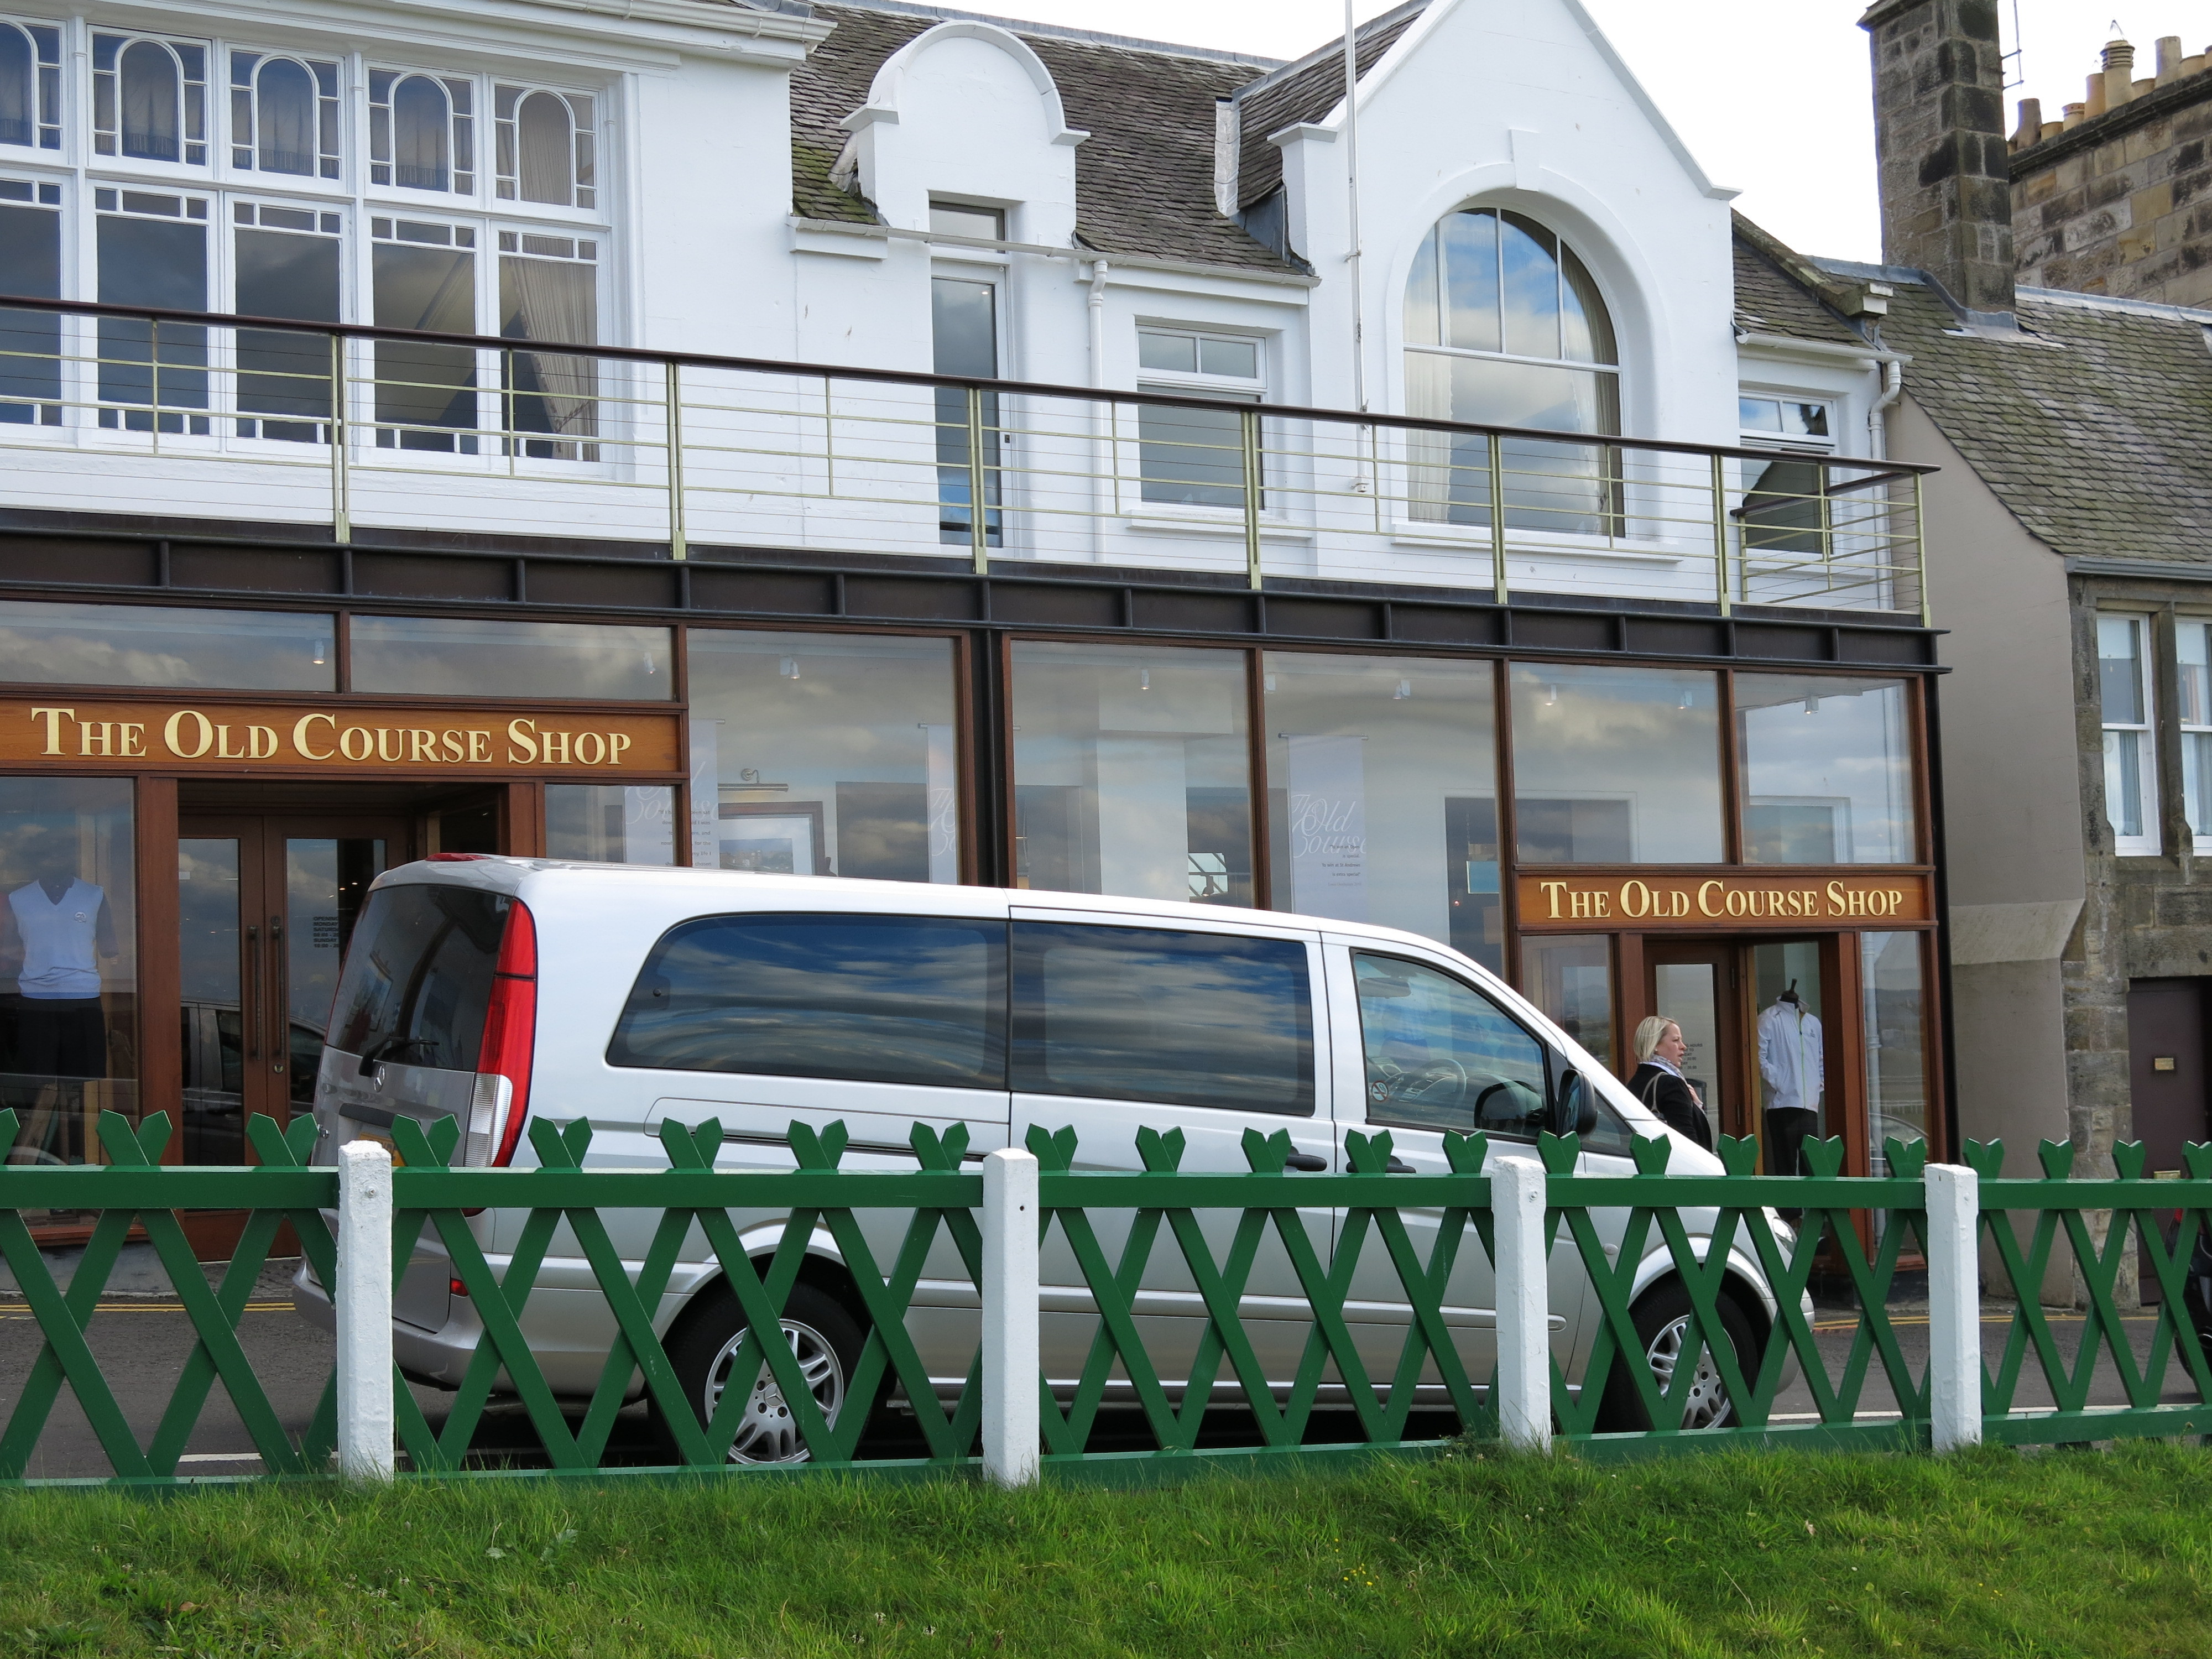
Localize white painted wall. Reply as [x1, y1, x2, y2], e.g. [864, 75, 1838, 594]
[0, 0, 1891, 608]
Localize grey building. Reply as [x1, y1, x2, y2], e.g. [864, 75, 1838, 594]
[1838, 0, 2212, 1199]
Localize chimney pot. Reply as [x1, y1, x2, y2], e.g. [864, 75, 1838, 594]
[2013, 97, 2043, 148]
[2088, 72, 2109, 118]
[2063, 101, 2087, 129]
[2157, 36, 2184, 84]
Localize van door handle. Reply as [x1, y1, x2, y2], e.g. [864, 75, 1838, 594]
[1385, 1157, 1415, 1174]
[1283, 1152, 1328, 1172]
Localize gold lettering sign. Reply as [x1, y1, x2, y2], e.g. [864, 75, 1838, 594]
[1516, 871, 1931, 930]
[1, 700, 680, 774]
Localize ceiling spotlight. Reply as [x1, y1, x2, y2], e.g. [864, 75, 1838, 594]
[1139, 669, 1151, 692]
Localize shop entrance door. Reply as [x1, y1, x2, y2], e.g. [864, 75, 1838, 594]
[175, 816, 404, 1173]
[1641, 943, 1745, 1146]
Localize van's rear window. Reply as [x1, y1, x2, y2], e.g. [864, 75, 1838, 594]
[606, 912, 1006, 1090]
[327, 884, 509, 1073]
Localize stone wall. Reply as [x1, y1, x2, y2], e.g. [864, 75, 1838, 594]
[2012, 55, 2212, 307]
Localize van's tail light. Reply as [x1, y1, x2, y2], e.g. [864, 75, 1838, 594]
[480, 899, 538, 1167]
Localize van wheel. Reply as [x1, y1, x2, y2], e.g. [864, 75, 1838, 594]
[1593, 1280, 1757, 1432]
[655, 1279, 863, 1465]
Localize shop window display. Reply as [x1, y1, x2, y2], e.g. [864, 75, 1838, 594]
[1262, 652, 1500, 968]
[0, 780, 135, 1214]
[545, 784, 674, 864]
[1510, 664, 1723, 863]
[1862, 931, 1928, 1172]
[1010, 642, 1252, 907]
[686, 630, 961, 883]
[1737, 674, 1915, 864]
[1519, 933, 1613, 1072]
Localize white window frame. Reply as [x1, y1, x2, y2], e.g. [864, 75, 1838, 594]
[0, 15, 61, 153]
[1133, 324, 1266, 514]
[2179, 616, 2212, 852]
[92, 30, 210, 170]
[229, 50, 342, 182]
[368, 67, 477, 197]
[2100, 611, 2161, 855]
[1737, 392, 1837, 455]
[492, 82, 596, 213]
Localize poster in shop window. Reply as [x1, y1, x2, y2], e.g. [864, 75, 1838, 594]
[1284, 733, 1366, 921]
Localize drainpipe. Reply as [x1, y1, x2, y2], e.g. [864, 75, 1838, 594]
[1869, 357, 1902, 459]
[1089, 259, 1110, 559]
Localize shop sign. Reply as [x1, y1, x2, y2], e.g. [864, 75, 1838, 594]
[1516, 870, 1931, 929]
[1, 699, 680, 774]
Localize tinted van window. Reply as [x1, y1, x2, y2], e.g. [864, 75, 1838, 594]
[1354, 953, 1549, 1138]
[328, 884, 509, 1072]
[1011, 922, 1313, 1115]
[607, 913, 1006, 1090]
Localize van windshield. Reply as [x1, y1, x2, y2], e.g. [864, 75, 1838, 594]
[327, 883, 509, 1073]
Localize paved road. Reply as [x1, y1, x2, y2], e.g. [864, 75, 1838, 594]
[5, 1267, 2203, 1479]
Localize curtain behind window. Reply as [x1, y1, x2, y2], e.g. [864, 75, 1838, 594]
[254, 59, 314, 175]
[0, 27, 32, 145]
[119, 41, 179, 160]
[500, 254, 596, 449]
[393, 76, 448, 190]
[517, 91, 571, 205]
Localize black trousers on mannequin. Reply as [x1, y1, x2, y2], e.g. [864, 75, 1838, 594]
[15, 997, 107, 1079]
[1765, 1105, 1821, 1212]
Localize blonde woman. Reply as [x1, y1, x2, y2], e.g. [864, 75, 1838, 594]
[1627, 1015, 1713, 1151]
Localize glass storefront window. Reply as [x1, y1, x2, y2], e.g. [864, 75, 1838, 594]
[0, 779, 135, 1205]
[1011, 641, 1251, 906]
[686, 630, 961, 881]
[1519, 933, 1613, 1072]
[1262, 652, 1501, 969]
[348, 615, 673, 700]
[0, 599, 335, 690]
[1738, 674, 1915, 864]
[545, 784, 675, 864]
[1863, 931, 1928, 1173]
[1509, 664, 1722, 863]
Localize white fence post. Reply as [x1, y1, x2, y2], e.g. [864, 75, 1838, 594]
[981, 1147, 1041, 1487]
[1924, 1161, 1983, 1453]
[336, 1139, 397, 1481]
[1493, 1155, 1552, 1454]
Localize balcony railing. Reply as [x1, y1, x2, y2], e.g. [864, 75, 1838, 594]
[0, 296, 1931, 619]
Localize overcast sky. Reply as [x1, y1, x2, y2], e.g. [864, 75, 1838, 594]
[971, 0, 2177, 262]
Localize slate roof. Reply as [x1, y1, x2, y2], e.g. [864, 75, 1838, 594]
[1867, 280, 2212, 567]
[1730, 216, 1864, 346]
[793, 2, 1297, 270]
[1230, 2, 1427, 210]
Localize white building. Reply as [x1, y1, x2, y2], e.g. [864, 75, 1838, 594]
[0, 0, 1950, 1199]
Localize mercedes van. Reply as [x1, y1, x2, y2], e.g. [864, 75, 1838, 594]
[295, 857, 1792, 1461]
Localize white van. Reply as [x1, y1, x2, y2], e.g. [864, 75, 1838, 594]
[295, 857, 1791, 1461]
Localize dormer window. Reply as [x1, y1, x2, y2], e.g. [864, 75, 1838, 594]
[1403, 207, 1619, 531]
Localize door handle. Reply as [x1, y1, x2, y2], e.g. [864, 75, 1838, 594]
[244, 924, 262, 1060]
[1282, 1152, 1328, 1172]
[268, 915, 285, 1074]
[1385, 1157, 1416, 1175]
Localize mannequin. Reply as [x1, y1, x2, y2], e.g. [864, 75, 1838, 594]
[0, 827, 119, 1160]
[1757, 980, 1823, 1185]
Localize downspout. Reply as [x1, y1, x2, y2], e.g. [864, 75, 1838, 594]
[1089, 259, 1110, 559]
[1869, 356, 1902, 459]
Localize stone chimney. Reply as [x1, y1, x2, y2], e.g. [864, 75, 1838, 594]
[1861, 0, 2016, 323]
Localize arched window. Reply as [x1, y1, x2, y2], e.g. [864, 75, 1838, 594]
[230, 53, 339, 178]
[0, 23, 53, 149]
[1403, 207, 1619, 531]
[119, 41, 181, 161]
[371, 71, 474, 194]
[93, 33, 205, 165]
[495, 84, 595, 210]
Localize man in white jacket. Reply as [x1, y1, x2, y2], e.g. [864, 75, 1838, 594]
[1757, 989, 1823, 1187]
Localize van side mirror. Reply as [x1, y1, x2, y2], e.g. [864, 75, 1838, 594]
[1553, 1070, 1598, 1138]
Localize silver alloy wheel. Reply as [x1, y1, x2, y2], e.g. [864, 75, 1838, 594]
[1645, 1313, 1731, 1430]
[703, 1318, 846, 1464]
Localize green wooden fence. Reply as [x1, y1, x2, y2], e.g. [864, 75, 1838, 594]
[4, 1105, 2211, 1486]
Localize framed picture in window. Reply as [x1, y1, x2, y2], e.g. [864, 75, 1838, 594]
[717, 801, 826, 876]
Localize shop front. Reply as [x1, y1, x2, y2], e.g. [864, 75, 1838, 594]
[0, 592, 1942, 1247]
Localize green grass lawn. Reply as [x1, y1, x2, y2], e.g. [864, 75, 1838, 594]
[4, 1443, 2211, 1657]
